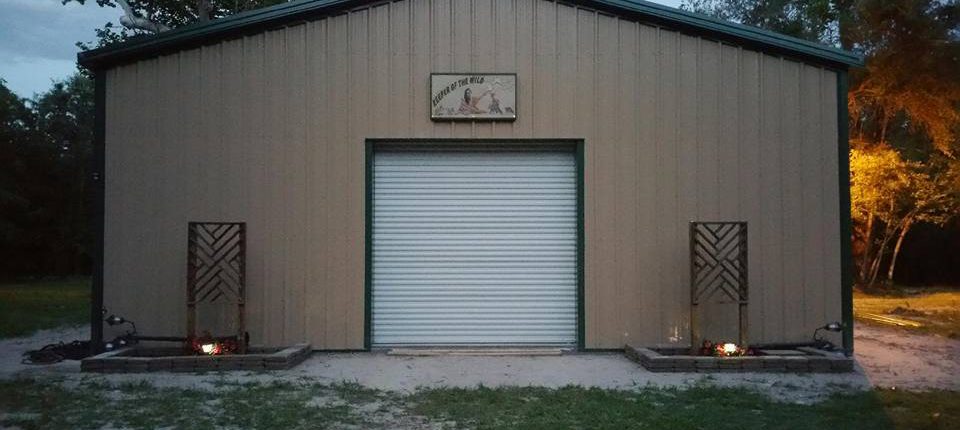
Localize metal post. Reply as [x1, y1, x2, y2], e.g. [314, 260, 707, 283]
[89, 71, 106, 355]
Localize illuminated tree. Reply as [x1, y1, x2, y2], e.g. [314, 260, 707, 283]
[850, 143, 960, 285]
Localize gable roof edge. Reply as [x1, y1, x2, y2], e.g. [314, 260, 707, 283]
[78, 0, 863, 70]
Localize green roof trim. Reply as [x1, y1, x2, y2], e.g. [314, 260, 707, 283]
[590, 0, 862, 67]
[78, 0, 863, 70]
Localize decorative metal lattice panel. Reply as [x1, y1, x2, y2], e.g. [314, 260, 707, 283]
[690, 222, 748, 305]
[689, 221, 748, 350]
[186, 222, 246, 343]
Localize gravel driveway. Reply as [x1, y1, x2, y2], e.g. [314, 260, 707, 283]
[2, 323, 957, 403]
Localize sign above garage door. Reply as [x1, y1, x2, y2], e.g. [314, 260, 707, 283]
[430, 74, 517, 121]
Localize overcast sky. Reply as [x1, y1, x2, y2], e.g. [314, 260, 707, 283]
[0, 0, 682, 99]
[0, 0, 117, 98]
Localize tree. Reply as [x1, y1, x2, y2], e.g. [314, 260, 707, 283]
[886, 158, 960, 283]
[32, 75, 96, 275]
[0, 76, 93, 278]
[0, 80, 40, 278]
[850, 142, 960, 285]
[849, 142, 909, 285]
[848, 0, 960, 156]
[65, 0, 290, 48]
[684, 0, 960, 287]
[682, 0, 852, 47]
[847, 0, 960, 285]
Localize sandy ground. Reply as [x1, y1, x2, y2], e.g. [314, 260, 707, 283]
[854, 324, 960, 391]
[1, 324, 957, 404]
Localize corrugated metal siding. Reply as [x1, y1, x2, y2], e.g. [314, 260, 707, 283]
[371, 150, 577, 345]
[103, 0, 842, 349]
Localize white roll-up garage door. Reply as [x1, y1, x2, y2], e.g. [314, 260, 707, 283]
[372, 148, 578, 346]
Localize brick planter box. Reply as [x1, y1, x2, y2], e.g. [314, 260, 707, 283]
[81, 344, 311, 373]
[625, 345, 853, 373]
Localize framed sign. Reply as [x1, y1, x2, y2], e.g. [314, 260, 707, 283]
[430, 73, 517, 121]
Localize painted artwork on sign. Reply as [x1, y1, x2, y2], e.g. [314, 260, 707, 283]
[431, 74, 517, 121]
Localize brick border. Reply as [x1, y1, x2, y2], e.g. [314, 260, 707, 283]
[625, 345, 853, 373]
[81, 344, 311, 373]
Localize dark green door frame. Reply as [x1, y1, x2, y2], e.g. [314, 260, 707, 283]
[837, 70, 854, 356]
[364, 139, 586, 351]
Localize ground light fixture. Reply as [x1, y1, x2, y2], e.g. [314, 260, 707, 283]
[102, 311, 138, 351]
[104, 313, 137, 333]
[812, 321, 844, 350]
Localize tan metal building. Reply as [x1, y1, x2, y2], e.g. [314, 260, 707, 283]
[79, 0, 861, 352]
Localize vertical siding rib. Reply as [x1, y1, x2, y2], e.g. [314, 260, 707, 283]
[411, 0, 430, 137]
[821, 71, 843, 343]
[451, 0, 473, 138]
[492, 0, 517, 138]
[432, 0, 452, 138]
[533, 0, 556, 136]
[242, 34, 267, 343]
[636, 24, 660, 344]
[346, 10, 368, 347]
[616, 19, 640, 345]
[221, 39, 246, 337]
[759, 55, 785, 342]
[285, 25, 308, 343]
[801, 65, 826, 331]
[305, 20, 328, 347]
[595, 13, 620, 347]
[177, 50, 202, 333]
[555, 4, 577, 138]
[737, 49, 764, 342]
[472, 0, 496, 138]
[657, 29, 682, 343]
[676, 33, 698, 343]
[575, 7, 598, 347]
[514, 0, 535, 138]
[134, 60, 161, 333]
[325, 15, 349, 348]
[155, 54, 181, 337]
[262, 30, 286, 343]
[780, 60, 804, 340]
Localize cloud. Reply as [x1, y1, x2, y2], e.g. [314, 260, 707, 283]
[0, 58, 79, 98]
[0, 0, 118, 62]
[0, 0, 117, 96]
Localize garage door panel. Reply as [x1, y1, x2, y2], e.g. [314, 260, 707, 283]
[372, 150, 577, 346]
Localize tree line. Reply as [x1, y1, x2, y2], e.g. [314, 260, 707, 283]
[1, 76, 93, 278]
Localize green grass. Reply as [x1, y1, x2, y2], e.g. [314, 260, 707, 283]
[0, 278, 90, 338]
[412, 385, 960, 430]
[0, 379, 389, 430]
[854, 288, 960, 338]
[1, 379, 956, 430]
